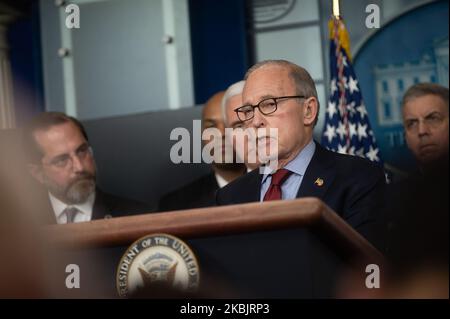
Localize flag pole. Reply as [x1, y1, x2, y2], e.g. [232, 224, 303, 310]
[332, 0, 340, 18]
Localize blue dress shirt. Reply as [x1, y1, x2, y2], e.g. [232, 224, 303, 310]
[260, 140, 316, 201]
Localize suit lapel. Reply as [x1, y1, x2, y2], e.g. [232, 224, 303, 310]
[239, 169, 264, 202]
[206, 172, 219, 193]
[92, 189, 110, 220]
[296, 144, 336, 199]
[44, 196, 57, 224]
[198, 172, 219, 206]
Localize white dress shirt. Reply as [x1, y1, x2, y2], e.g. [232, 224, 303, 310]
[215, 173, 229, 189]
[49, 192, 96, 224]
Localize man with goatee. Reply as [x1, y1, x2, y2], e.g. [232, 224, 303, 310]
[23, 112, 147, 224]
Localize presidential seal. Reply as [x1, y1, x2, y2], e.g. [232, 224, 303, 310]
[116, 233, 200, 298]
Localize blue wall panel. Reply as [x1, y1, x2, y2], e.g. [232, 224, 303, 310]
[189, 0, 249, 104]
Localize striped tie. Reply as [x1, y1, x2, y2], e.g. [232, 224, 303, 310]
[63, 206, 79, 224]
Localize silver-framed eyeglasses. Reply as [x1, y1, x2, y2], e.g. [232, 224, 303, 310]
[41, 143, 93, 170]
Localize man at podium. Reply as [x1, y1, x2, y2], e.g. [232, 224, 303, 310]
[217, 60, 386, 244]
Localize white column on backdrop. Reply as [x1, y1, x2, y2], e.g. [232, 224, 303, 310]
[0, 11, 17, 129]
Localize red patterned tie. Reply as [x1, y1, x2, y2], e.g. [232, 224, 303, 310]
[263, 168, 292, 201]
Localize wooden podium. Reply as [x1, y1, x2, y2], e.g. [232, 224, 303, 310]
[44, 198, 383, 298]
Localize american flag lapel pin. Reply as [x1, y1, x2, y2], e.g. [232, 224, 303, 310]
[314, 178, 324, 187]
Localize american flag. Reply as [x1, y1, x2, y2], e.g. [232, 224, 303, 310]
[321, 16, 383, 166]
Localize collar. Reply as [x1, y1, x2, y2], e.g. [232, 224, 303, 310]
[215, 172, 229, 188]
[261, 139, 316, 184]
[49, 191, 96, 220]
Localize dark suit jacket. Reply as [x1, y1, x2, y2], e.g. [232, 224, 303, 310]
[92, 189, 150, 219]
[194, 142, 387, 297]
[158, 172, 219, 212]
[40, 189, 150, 296]
[383, 162, 449, 274]
[216, 142, 386, 242]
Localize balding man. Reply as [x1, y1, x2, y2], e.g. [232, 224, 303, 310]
[217, 60, 386, 242]
[200, 60, 387, 297]
[158, 91, 246, 212]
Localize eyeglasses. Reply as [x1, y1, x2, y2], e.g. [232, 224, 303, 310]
[42, 144, 93, 170]
[234, 95, 305, 122]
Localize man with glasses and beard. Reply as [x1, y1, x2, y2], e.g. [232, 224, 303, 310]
[23, 112, 147, 224]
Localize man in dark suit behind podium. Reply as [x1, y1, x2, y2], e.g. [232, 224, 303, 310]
[216, 60, 386, 242]
[192, 60, 387, 298]
[23, 112, 147, 225]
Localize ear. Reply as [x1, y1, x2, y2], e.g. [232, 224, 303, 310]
[303, 97, 319, 126]
[27, 163, 45, 185]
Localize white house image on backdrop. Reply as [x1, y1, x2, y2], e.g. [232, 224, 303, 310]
[373, 37, 449, 147]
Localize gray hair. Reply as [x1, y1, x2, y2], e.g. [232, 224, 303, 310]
[402, 83, 449, 108]
[22, 112, 89, 163]
[222, 80, 245, 126]
[244, 60, 319, 125]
